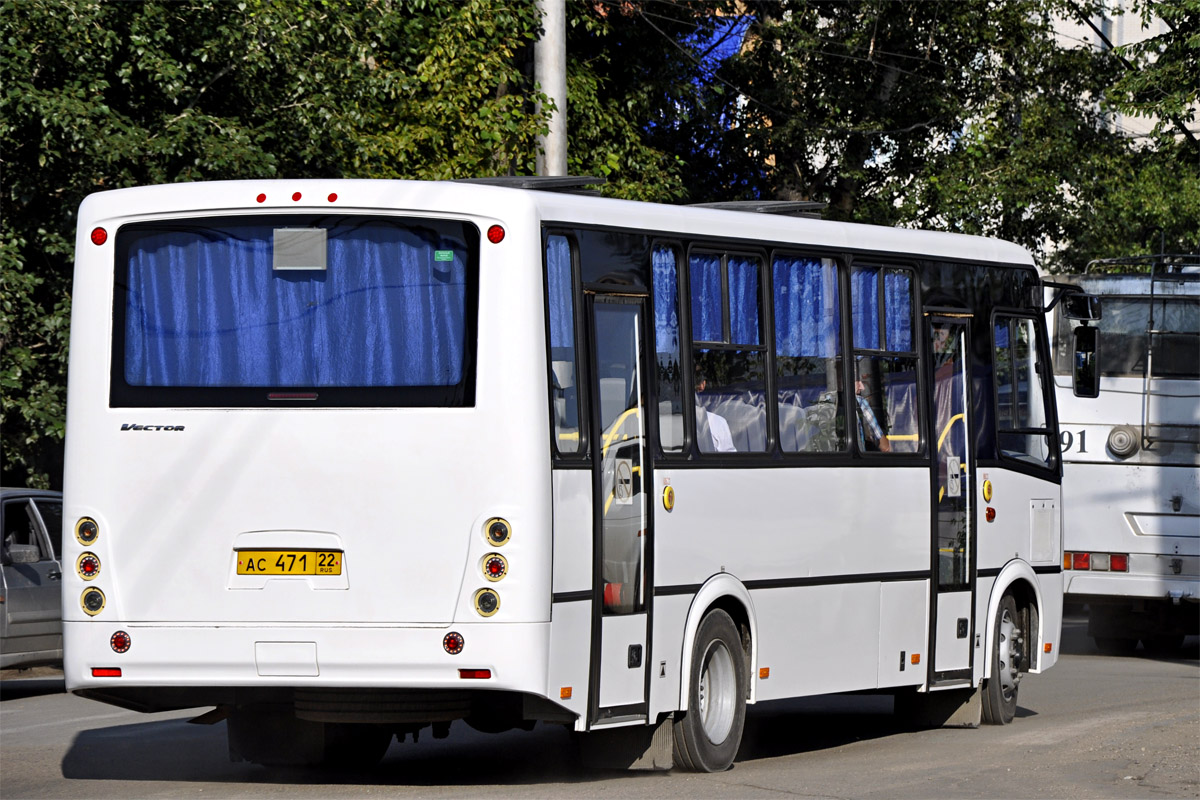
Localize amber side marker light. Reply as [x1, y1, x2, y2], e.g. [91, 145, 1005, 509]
[1044, 643, 1053, 654]
[92, 668, 122, 678]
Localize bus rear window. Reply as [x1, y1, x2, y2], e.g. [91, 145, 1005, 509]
[112, 216, 478, 407]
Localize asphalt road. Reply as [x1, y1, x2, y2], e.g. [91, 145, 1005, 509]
[2, 615, 1196, 799]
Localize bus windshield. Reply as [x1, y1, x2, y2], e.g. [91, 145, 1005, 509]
[1055, 296, 1199, 379]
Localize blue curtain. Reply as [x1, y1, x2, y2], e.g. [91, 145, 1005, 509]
[689, 253, 722, 342]
[884, 271, 913, 351]
[852, 267, 913, 352]
[728, 256, 760, 345]
[653, 246, 679, 353]
[546, 235, 574, 349]
[852, 267, 879, 349]
[773, 256, 840, 358]
[124, 221, 467, 387]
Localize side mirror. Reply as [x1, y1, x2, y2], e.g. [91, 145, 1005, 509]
[1063, 293, 1102, 321]
[1073, 324, 1100, 398]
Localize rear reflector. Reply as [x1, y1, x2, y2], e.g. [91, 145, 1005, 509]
[1110, 554, 1129, 572]
[92, 668, 122, 678]
[458, 669, 491, 679]
[1072, 552, 1090, 570]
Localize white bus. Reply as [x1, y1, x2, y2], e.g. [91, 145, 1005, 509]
[1050, 255, 1199, 655]
[64, 178, 1083, 771]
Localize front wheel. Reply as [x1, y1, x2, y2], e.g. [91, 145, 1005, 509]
[981, 595, 1024, 725]
[673, 609, 747, 772]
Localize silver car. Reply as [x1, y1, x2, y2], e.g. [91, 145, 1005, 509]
[1, 487, 63, 669]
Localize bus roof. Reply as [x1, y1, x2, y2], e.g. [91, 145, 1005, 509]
[79, 179, 1036, 268]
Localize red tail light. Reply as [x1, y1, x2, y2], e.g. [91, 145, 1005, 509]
[1110, 554, 1129, 572]
[92, 668, 122, 677]
[1072, 552, 1090, 570]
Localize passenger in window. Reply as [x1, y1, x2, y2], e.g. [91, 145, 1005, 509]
[855, 370, 891, 453]
[695, 372, 736, 453]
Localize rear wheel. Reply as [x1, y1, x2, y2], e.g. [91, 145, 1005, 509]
[673, 609, 747, 772]
[981, 595, 1023, 725]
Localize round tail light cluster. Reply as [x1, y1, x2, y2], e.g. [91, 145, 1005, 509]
[81, 588, 106, 616]
[475, 518, 512, 617]
[77, 553, 101, 580]
[443, 631, 465, 655]
[110, 630, 131, 653]
[76, 518, 99, 545]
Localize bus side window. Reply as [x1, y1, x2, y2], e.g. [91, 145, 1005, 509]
[653, 245, 685, 452]
[773, 254, 844, 453]
[547, 235, 582, 455]
[993, 315, 1057, 469]
[851, 266, 920, 454]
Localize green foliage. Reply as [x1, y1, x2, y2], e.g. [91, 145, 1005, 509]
[1, 0, 549, 488]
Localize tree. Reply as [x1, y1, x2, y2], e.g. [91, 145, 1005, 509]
[1, 0, 550, 488]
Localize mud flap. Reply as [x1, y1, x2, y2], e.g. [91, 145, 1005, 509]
[578, 717, 674, 771]
[896, 687, 981, 729]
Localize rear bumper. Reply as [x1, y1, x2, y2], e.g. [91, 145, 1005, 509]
[65, 620, 551, 706]
[1064, 571, 1199, 602]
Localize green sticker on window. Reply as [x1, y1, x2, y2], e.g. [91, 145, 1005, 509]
[434, 250, 454, 262]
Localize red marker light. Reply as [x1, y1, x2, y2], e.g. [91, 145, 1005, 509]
[458, 669, 491, 679]
[985, 507, 996, 523]
[328, 193, 338, 203]
[256, 193, 267, 203]
[91, 227, 108, 246]
[1110, 554, 1129, 572]
[1072, 552, 1090, 571]
[443, 631, 464, 655]
[487, 225, 505, 244]
[92, 668, 122, 678]
[110, 631, 131, 653]
[292, 191, 302, 202]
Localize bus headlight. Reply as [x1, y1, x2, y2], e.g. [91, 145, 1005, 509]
[1107, 425, 1139, 459]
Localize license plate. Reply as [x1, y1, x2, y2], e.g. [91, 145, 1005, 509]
[236, 550, 342, 576]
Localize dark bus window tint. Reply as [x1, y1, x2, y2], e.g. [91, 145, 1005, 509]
[654, 246, 685, 453]
[773, 255, 845, 453]
[547, 235, 582, 455]
[34, 500, 62, 560]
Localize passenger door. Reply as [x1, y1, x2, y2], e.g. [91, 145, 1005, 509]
[587, 294, 653, 725]
[928, 318, 976, 682]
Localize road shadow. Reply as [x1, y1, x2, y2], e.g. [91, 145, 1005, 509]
[0, 676, 65, 700]
[1060, 612, 1200, 663]
[61, 695, 922, 786]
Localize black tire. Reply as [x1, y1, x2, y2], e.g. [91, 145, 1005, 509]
[673, 609, 747, 772]
[1094, 636, 1138, 656]
[981, 595, 1024, 725]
